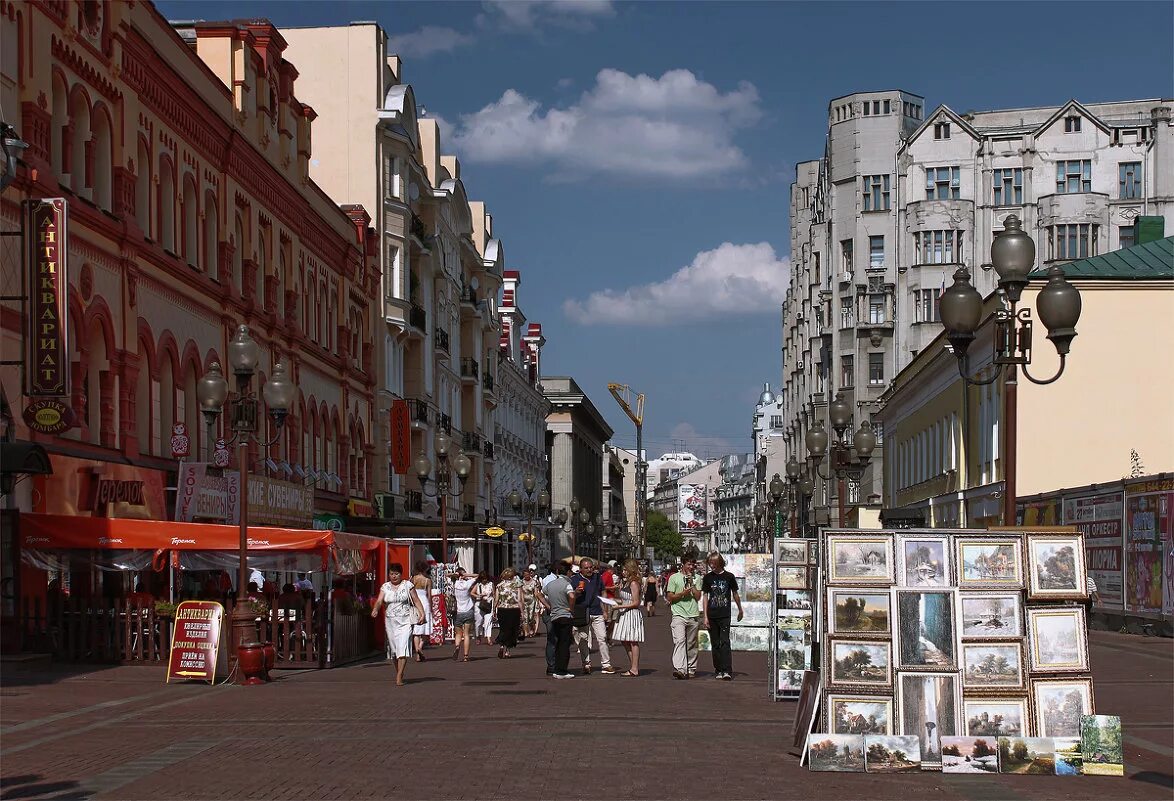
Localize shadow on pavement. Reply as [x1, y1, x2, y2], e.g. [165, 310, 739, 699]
[1130, 771, 1174, 790]
[0, 773, 85, 800]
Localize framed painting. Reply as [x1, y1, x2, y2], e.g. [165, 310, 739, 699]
[829, 638, 892, 689]
[1031, 679, 1094, 738]
[893, 589, 958, 671]
[828, 694, 894, 735]
[897, 535, 952, 588]
[959, 592, 1024, 640]
[864, 735, 922, 773]
[997, 736, 1056, 774]
[1026, 607, 1089, 673]
[940, 736, 1000, 773]
[778, 642, 811, 671]
[777, 610, 812, 632]
[897, 672, 961, 767]
[956, 537, 1024, 590]
[777, 566, 810, 590]
[827, 588, 891, 636]
[1026, 533, 1088, 600]
[964, 698, 1030, 738]
[827, 535, 895, 585]
[961, 641, 1026, 692]
[777, 539, 811, 566]
[808, 734, 865, 772]
[782, 590, 812, 610]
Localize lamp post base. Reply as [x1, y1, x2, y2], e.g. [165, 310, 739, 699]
[230, 604, 257, 685]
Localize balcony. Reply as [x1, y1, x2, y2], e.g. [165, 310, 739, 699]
[461, 431, 481, 454]
[462, 504, 476, 522]
[438, 413, 452, 434]
[460, 284, 478, 317]
[408, 303, 427, 335]
[406, 490, 423, 514]
[409, 213, 430, 248]
[483, 441, 495, 461]
[409, 399, 431, 429]
[435, 327, 450, 358]
[460, 357, 479, 384]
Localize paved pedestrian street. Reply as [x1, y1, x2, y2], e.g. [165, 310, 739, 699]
[1, 618, 1170, 801]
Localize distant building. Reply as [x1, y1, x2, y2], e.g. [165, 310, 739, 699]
[645, 451, 704, 498]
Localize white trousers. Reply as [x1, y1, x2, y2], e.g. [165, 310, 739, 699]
[573, 614, 611, 668]
[671, 615, 700, 675]
[475, 606, 494, 638]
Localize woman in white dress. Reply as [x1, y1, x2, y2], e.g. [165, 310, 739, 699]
[471, 572, 495, 645]
[611, 559, 645, 677]
[410, 562, 433, 661]
[371, 563, 426, 686]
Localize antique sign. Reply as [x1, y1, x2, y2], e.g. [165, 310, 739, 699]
[25, 198, 69, 397]
[166, 600, 224, 684]
[390, 399, 411, 475]
[21, 398, 73, 434]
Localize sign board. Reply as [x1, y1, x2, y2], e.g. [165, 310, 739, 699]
[390, 400, 411, 475]
[176, 463, 238, 524]
[313, 513, 344, 531]
[485, 526, 506, 538]
[170, 423, 190, 458]
[373, 492, 395, 519]
[166, 600, 224, 684]
[678, 483, 708, 533]
[347, 498, 375, 519]
[1063, 490, 1124, 608]
[22, 398, 73, 434]
[1124, 479, 1173, 615]
[247, 474, 314, 527]
[25, 198, 69, 397]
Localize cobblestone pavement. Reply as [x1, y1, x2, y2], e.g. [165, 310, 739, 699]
[1, 609, 1171, 800]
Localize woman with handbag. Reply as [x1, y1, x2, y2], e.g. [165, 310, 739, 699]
[472, 571, 495, 645]
[371, 563, 427, 686]
[494, 567, 525, 658]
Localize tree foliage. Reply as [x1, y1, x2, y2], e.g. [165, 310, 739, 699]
[645, 510, 683, 558]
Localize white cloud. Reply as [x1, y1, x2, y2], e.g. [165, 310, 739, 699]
[668, 422, 737, 458]
[480, 0, 616, 31]
[448, 68, 761, 180]
[387, 26, 473, 59]
[563, 242, 790, 326]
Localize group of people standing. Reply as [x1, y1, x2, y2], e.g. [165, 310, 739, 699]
[371, 551, 744, 685]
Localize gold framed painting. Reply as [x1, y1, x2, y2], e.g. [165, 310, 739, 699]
[1025, 533, 1088, 600]
[826, 588, 891, 637]
[1031, 678, 1094, 738]
[896, 534, 952, 588]
[955, 537, 1024, 590]
[826, 535, 895, 585]
[963, 697, 1030, 738]
[828, 694, 894, 735]
[1026, 607, 1089, 673]
[828, 638, 893, 689]
[960, 641, 1026, 692]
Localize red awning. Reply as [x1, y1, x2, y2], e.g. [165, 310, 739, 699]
[18, 514, 384, 552]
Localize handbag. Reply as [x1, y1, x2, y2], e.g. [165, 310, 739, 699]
[410, 601, 424, 625]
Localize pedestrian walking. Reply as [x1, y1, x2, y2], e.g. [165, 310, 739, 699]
[538, 562, 576, 679]
[522, 566, 542, 638]
[472, 571, 495, 645]
[701, 552, 743, 680]
[410, 561, 433, 661]
[643, 567, 659, 616]
[666, 556, 702, 679]
[1085, 574, 1100, 624]
[540, 562, 560, 673]
[611, 559, 645, 676]
[371, 563, 427, 686]
[494, 567, 524, 658]
[570, 558, 613, 674]
[449, 567, 477, 661]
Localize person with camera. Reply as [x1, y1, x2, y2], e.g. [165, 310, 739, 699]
[666, 557, 702, 679]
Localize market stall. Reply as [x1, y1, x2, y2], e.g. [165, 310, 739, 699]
[15, 514, 398, 668]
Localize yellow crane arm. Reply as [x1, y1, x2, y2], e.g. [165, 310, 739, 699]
[607, 382, 644, 427]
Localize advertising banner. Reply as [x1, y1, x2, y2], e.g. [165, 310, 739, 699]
[390, 400, 411, 475]
[166, 601, 224, 683]
[25, 198, 69, 397]
[1124, 480, 1173, 615]
[678, 483, 707, 533]
[247, 474, 314, 527]
[1063, 491, 1124, 609]
[176, 463, 238, 524]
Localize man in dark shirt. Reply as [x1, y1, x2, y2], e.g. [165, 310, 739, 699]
[569, 558, 613, 674]
[701, 551, 743, 680]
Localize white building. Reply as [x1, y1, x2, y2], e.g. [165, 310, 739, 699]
[645, 451, 704, 498]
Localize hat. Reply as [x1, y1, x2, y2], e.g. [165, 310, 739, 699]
[528, 564, 537, 571]
[607, 560, 617, 567]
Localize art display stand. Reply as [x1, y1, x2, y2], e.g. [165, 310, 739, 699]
[697, 553, 773, 653]
[770, 537, 817, 700]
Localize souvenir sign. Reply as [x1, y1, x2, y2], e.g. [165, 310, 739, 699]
[166, 600, 225, 684]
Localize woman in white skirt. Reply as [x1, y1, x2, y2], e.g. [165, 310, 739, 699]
[611, 559, 645, 677]
[371, 563, 426, 686]
[410, 561, 433, 661]
[472, 571, 495, 645]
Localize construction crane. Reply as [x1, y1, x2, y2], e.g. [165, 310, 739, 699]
[607, 383, 646, 554]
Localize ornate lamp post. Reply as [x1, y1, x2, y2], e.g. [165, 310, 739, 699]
[508, 473, 549, 568]
[196, 325, 296, 676]
[805, 391, 877, 527]
[939, 215, 1081, 524]
[413, 433, 472, 584]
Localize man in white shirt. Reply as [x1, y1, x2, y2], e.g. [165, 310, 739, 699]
[294, 572, 314, 592]
[450, 567, 478, 661]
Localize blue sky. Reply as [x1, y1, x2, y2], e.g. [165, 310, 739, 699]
[159, 0, 1173, 458]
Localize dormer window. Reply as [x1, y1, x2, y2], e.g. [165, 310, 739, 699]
[1064, 115, 1082, 133]
[934, 122, 951, 140]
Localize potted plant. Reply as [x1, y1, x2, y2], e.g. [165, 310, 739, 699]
[154, 601, 177, 619]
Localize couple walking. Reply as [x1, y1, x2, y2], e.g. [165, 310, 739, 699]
[666, 552, 743, 680]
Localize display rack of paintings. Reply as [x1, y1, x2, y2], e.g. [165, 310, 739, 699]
[771, 538, 816, 699]
[702, 552, 773, 655]
[803, 526, 1111, 777]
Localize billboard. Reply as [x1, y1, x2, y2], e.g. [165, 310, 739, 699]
[1063, 491, 1124, 609]
[1124, 479, 1173, 615]
[678, 483, 708, 533]
[25, 198, 69, 397]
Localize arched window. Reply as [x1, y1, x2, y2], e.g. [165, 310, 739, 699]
[182, 175, 198, 267]
[182, 362, 199, 457]
[50, 73, 68, 177]
[257, 233, 267, 305]
[135, 138, 151, 235]
[158, 156, 176, 252]
[203, 191, 218, 280]
[233, 214, 245, 295]
[303, 270, 314, 336]
[91, 106, 113, 211]
[158, 354, 176, 457]
[276, 249, 286, 318]
[68, 89, 91, 196]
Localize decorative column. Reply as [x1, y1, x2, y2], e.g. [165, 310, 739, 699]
[114, 351, 141, 458]
[98, 370, 117, 448]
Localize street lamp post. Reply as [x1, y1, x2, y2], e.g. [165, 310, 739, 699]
[939, 215, 1081, 525]
[805, 391, 877, 528]
[195, 325, 296, 678]
[413, 434, 472, 584]
[508, 473, 549, 568]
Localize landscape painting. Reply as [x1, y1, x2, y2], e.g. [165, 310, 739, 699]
[895, 589, 957, 670]
[898, 672, 960, 766]
[783, 590, 812, 610]
[735, 601, 772, 626]
[864, 735, 921, 773]
[778, 669, 804, 692]
[998, 736, 1056, 774]
[1027, 608, 1089, 672]
[1080, 714, 1123, 776]
[742, 554, 774, 601]
[964, 699, 1028, 738]
[962, 642, 1025, 691]
[778, 643, 810, 671]
[828, 536, 894, 584]
[1027, 534, 1088, 599]
[941, 736, 1000, 774]
[830, 696, 893, 735]
[898, 536, 951, 588]
[828, 589, 890, 636]
[1032, 679, 1094, 738]
[957, 539, 1023, 589]
[959, 592, 1023, 639]
[777, 540, 810, 566]
[777, 627, 806, 649]
[830, 640, 891, 688]
[808, 734, 866, 772]
[777, 566, 809, 589]
[1054, 737, 1083, 775]
[778, 611, 812, 631]
[729, 625, 770, 652]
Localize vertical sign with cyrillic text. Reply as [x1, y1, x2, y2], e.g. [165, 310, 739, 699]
[391, 399, 411, 475]
[25, 198, 69, 397]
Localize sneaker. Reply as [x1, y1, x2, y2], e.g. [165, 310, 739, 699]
[722, 672, 734, 681]
[672, 671, 685, 680]
[554, 673, 576, 679]
[600, 666, 617, 674]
